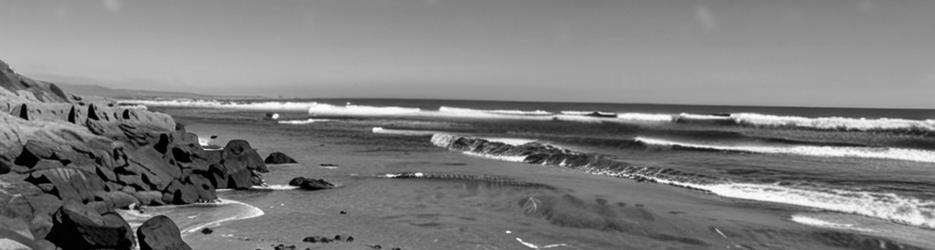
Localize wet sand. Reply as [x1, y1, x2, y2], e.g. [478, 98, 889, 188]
[157, 109, 930, 250]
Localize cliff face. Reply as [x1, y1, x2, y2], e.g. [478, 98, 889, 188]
[0, 59, 267, 249]
[0, 60, 71, 104]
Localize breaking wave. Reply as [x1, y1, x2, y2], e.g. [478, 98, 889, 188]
[429, 134, 935, 230]
[308, 103, 421, 117]
[277, 118, 332, 125]
[440, 106, 552, 116]
[120, 98, 934, 134]
[635, 137, 935, 163]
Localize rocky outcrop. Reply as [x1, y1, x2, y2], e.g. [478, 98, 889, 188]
[136, 215, 192, 250]
[0, 59, 268, 249]
[264, 152, 297, 164]
[288, 177, 335, 191]
[46, 201, 135, 250]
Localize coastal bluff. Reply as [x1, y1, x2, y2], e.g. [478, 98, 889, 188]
[0, 59, 268, 249]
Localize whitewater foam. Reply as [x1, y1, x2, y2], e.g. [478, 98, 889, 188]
[277, 118, 332, 125]
[308, 103, 421, 117]
[731, 113, 935, 132]
[790, 214, 874, 232]
[181, 199, 265, 234]
[635, 137, 935, 163]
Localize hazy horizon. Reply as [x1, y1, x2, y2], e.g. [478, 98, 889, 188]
[2, 0, 935, 109]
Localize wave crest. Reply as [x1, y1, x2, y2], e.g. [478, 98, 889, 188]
[635, 137, 935, 163]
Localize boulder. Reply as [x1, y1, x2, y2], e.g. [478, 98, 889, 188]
[264, 152, 297, 164]
[162, 180, 198, 204]
[288, 177, 335, 191]
[93, 191, 139, 209]
[185, 174, 217, 201]
[46, 202, 135, 250]
[25, 167, 105, 203]
[137, 215, 192, 250]
[221, 140, 268, 173]
[131, 191, 165, 206]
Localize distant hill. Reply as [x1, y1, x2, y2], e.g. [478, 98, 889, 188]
[55, 83, 225, 99]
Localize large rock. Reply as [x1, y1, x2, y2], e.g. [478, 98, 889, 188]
[288, 177, 335, 191]
[221, 140, 268, 173]
[25, 167, 105, 203]
[264, 152, 297, 164]
[136, 215, 192, 250]
[46, 201, 134, 250]
[93, 191, 139, 209]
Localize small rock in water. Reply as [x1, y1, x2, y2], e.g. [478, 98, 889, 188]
[302, 236, 322, 243]
[339, 210, 347, 214]
[392, 248, 401, 250]
[334, 235, 342, 241]
[201, 228, 213, 234]
[370, 245, 382, 249]
[346, 236, 354, 242]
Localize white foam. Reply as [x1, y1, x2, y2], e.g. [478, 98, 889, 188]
[462, 151, 529, 162]
[439, 106, 552, 117]
[483, 137, 536, 146]
[790, 214, 874, 232]
[308, 102, 421, 117]
[251, 185, 300, 190]
[635, 136, 935, 163]
[703, 183, 935, 229]
[616, 113, 674, 122]
[676, 113, 731, 121]
[181, 199, 265, 234]
[731, 113, 935, 132]
[277, 118, 331, 125]
[582, 167, 935, 230]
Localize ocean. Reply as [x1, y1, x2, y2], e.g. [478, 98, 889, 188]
[126, 98, 935, 249]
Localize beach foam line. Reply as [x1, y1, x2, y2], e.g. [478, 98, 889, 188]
[790, 214, 874, 232]
[701, 183, 935, 229]
[251, 184, 300, 190]
[635, 136, 935, 163]
[180, 199, 265, 235]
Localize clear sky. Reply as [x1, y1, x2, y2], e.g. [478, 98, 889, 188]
[1, 0, 934, 108]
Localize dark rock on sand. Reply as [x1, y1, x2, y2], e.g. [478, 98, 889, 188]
[264, 152, 297, 164]
[137, 215, 192, 250]
[46, 201, 135, 250]
[201, 227, 213, 234]
[288, 177, 335, 191]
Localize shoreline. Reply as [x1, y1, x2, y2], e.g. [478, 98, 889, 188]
[170, 111, 933, 250]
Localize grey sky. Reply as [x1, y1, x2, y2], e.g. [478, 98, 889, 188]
[1, 0, 934, 108]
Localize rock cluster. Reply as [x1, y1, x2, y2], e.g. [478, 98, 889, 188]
[0, 59, 266, 249]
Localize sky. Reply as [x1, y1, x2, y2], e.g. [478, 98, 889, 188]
[1, 0, 934, 108]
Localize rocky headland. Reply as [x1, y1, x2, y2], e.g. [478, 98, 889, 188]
[0, 59, 268, 249]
